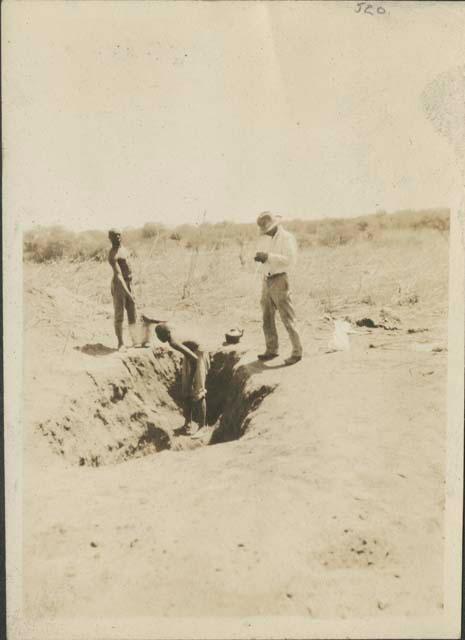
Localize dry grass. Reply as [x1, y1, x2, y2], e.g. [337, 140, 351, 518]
[24, 227, 449, 350]
[23, 209, 449, 263]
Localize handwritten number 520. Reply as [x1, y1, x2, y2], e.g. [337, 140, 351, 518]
[355, 2, 386, 15]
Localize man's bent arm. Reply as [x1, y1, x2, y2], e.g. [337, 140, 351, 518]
[267, 237, 296, 270]
[169, 338, 198, 363]
[267, 252, 291, 269]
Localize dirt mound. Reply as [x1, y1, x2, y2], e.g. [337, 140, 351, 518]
[21, 233, 450, 624]
[37, 346, 277, 466]
[37, 348, 179, 465]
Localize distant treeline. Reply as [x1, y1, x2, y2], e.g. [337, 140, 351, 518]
[23, 208, 449, 263]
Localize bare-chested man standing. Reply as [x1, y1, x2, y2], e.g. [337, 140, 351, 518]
[108, 228, 138, 350]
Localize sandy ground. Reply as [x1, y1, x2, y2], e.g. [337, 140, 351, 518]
[21, 232, 448, 622]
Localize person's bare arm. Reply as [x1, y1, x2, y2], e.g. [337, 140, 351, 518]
[168, 335, 198, 363]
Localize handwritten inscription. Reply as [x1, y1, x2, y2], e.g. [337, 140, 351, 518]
[355, 2, 387, 15]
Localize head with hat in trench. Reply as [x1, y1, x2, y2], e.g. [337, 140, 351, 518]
[154, 322, 171, 343]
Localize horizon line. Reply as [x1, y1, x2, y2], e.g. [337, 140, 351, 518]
[23, 205, 450, 235]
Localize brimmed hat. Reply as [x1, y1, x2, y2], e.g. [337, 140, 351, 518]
[108, 227, 122, 237]
[256, 212, 281, 235]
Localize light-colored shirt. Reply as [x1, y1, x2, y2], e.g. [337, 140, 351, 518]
[261, 226, 298, 277]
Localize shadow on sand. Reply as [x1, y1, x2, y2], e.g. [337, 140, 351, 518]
[243, 359, 292, 375]
[75, 343, 117, 357]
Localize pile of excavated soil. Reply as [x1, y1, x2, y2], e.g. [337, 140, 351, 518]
[23, 339, 448, 623]
[35, 344, 277, 466]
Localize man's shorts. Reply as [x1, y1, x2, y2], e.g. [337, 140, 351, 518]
[111, 278, 136, 326]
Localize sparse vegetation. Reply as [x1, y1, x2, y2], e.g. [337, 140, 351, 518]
[23, 208, 449, 264]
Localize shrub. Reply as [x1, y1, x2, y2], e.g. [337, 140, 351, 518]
[23, 208, 450, 263]
[24, 226, 75, 263]
[72, 231, 108, 262]
[142, 223, 165, 239]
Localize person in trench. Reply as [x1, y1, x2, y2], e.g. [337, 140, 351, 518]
[154, 323, 210, 438]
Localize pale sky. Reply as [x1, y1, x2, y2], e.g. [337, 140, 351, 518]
[4, 1, 464, 231]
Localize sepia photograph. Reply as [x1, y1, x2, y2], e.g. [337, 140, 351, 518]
[3, 1, 464, 638]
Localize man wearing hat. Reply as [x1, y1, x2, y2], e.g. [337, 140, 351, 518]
[108, 228, 138, 350]
[254, 212, 303, 365]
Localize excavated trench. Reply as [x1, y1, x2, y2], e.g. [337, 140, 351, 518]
[37, 347, 277, 467]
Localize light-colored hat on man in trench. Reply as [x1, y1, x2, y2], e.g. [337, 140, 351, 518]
[256, 211, 282, 235]
[108, 227, 122, 237]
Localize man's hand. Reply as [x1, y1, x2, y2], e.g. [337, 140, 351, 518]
[254, 251, 268, 263]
